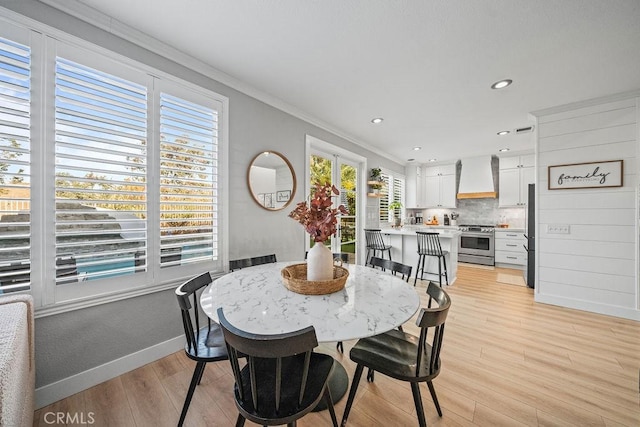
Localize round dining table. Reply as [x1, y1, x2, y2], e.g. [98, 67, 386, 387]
[201, 261, 421, 408]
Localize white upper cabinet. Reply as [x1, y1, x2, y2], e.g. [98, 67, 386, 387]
[405, 165, 423, 208]
[423, 163, 457, 208]
[499, 154, 534, 207]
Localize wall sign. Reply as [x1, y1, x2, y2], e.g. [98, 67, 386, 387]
[548, 160, 623, 190]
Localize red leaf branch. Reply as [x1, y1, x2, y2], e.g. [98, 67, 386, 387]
[289, 182, 348, 243]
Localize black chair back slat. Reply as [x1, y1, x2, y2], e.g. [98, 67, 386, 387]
[369, 256, 412, 282]
[229, 254, 277, 271]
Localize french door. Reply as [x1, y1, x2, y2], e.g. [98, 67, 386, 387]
[308, 151, 358, 261]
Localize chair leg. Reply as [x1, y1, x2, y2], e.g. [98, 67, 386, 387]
[235, 414, 246, 427]
[442, 256, 449, 286]
[366, 368, 375, 382]
[427, 380, 443, 417]
[387, 248, 392, 261]
[341, 364, 364, 426]
[196, 361, 206, 385]
[410, 382, 427, 427]
[179, 361, 206, 427]
[323, 386, 339, 427]
[413, 255, 422, 286]
[437, 256, 443, 287]
[336, 341, 343, 353]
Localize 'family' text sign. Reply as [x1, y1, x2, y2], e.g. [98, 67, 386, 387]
[548, 160, 623, 190]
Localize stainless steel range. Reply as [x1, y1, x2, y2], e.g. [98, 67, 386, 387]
[458, 224, 495, 266]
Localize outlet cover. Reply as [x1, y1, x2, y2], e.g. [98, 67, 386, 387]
[547, 224, 570, 234]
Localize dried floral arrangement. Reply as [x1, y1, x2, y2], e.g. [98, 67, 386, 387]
[289, 182, 348, 243]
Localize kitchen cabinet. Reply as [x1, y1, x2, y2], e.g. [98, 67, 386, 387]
[405, 165, 423, 207]
[424, 163, 456, 208]
[499, 154, 534, 207]
[495, 229, 527, 268]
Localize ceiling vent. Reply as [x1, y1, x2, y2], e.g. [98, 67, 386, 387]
[515, 126, 534, 134]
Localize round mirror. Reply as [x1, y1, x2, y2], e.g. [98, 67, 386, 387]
[247, 151, 297, 211]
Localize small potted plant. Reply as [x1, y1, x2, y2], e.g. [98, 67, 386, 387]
[369, 168, 384, 194]
[370, 167, 382, 181]
[388, 201, 403, 227]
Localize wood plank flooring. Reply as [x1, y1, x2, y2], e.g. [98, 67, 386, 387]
[33, 265, 640, 426]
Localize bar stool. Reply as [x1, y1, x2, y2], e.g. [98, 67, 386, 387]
[414, 232, 449, 287]
[364, 229, 392, 265]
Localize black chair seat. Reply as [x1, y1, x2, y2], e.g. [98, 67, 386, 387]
[183, 324, 228, 362]
[234, 353, 335, 421]
[418, 249, 449, 256]
[349, 329, 439, 382]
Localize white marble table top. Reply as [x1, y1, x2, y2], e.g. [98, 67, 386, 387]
[201, 262, 421, 343]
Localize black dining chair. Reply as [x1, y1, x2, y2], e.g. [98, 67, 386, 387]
[175, 272, 228, 427]
[364, 229, 392, 265]
[305, 251, 349, 264]
[414, 231, 449, 287]
[229, 254, 277, 271]
[341, 282, 451, 427]
[368, 256, 412, 282]
[218, 308, 339, 427]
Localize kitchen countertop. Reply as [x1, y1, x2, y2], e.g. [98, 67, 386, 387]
[495, 227, 525, 232]
[381, 227, 461, 238]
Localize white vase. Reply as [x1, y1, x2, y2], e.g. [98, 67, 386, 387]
[307, 242, 334, 281]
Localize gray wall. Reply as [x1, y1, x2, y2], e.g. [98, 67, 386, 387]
[2, 1, 405, 389]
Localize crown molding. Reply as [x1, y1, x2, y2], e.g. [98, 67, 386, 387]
[531, 89, 640, 117]
[36, 0, 404, 165]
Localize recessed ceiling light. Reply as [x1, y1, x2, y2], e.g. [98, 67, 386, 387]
[497, 130, 510, 136]
[413, 146, 422, 151]
[491, 79, 513, 89]
[428, 158, 437, 162]
[371, 117, 383, 124]
[407, 158, 415, 162]
[499, 148, 510, 152]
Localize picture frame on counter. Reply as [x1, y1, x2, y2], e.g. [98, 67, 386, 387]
[547, 160, 623, 190]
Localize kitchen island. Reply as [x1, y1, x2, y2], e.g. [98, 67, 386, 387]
[380, 227, 461, 285]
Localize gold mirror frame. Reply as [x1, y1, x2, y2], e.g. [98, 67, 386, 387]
[247, 151, 297, 211]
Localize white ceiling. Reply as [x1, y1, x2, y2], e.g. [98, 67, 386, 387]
[51, 0, 640, 164]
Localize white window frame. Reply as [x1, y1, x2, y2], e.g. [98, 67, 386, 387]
[0, 14, 229, 315]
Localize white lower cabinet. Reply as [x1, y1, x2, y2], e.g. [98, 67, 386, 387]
[494, 230, 526, 268]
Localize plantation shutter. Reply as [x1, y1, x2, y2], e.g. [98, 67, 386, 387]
[392, 176, 404, 217]
[159, 93, 217, 267]
[54, 58, 148, 283]
[0, 36, 31, 293]
[379, 172, 405, 222]
[379, 173, 390, 222]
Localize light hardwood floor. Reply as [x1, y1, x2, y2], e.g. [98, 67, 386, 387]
[33, 265, 640, 426]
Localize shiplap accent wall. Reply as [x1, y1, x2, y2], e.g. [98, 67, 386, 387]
[534, 95, 639, 320]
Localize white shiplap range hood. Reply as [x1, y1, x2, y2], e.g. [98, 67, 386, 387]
[457, 156, 497, 199]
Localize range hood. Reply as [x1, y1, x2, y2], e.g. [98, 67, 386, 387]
[457, 156, 497, 199]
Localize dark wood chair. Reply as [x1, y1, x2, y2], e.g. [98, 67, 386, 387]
[414, 231, 449, 287]
[368, 256, 412, 282]
[341, 282, 451, 427]
[175, 272, 228, 426]
[229, 254, 277, 271]
[364, 229, 392, 265]
[218, 308, 339, 427]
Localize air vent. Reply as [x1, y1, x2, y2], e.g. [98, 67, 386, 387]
[515, 126, 534, 133]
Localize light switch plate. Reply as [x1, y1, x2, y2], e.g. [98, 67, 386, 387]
[547, 224, 570, 234]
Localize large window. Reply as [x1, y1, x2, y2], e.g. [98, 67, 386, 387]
[0, 20, 227, 309]
[379, 171, 405, 223]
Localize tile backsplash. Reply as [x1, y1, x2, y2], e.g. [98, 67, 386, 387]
[421, 198, 526, 228]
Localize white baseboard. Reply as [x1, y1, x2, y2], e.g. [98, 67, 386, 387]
[535, 294, 640, 321]
[35, 335, 185, 409]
